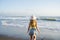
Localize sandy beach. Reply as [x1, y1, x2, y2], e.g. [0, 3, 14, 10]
[0, 27, 60, 40]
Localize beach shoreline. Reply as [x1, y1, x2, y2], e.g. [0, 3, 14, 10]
[0, 28, 60, 40]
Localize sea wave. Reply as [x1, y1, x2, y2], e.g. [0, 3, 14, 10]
[0, 16, 60, 32]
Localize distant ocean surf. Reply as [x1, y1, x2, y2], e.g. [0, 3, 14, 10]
[0, 16, 60, 40]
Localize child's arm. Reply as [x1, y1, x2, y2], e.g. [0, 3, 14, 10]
[27, 23, 30, 32]
[36, 21, 40, 33]
[36, 27, 40, 33]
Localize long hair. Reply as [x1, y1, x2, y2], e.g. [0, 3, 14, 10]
[29, 19, 37, 27]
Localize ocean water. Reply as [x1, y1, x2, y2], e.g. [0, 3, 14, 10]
[0, 16, 60, 40]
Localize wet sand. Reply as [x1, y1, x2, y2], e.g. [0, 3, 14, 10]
[0, 27, 60, 40]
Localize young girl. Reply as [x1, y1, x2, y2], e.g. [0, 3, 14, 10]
[27, 15, 40, 40]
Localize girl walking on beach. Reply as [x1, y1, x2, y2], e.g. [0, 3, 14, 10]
[27, 15, 40, 40]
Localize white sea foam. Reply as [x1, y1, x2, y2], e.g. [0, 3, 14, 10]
[1, 20, 23, 27]
[1, 16, 60, 31]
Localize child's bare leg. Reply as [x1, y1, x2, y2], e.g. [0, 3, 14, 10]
[33, 33, 36, 40]
[30, 35, 33, 40]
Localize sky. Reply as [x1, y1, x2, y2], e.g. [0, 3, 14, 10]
[0, 0, 60, 16]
